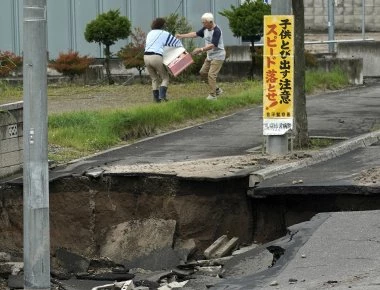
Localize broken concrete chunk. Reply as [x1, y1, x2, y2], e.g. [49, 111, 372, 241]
[55, 248, 90, 274]
[204, 235, 228, 259]
[91, 280, 135, 290]
[213, 237, 239, 259]
[204, 235, 239, 259]
[184, 256, 232, 268]
[100, 219, 176, 265]
[0, 262, 23, 278]
[158, 280, 188, 290]
[120, 280, 135, 290]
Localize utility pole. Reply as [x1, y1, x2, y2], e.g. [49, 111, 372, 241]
[23, 0, 50, 289]
[266, 0, 292, 155]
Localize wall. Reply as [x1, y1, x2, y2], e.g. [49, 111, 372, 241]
[304, 0, 380, 32]
[337, 41, 380, 77]
[1, 1, 380, 58]
[316, 56, 363, 85]
[0, 0, 241, 59]
[0, 102, 23, 178]
[221, 45, 364, 83]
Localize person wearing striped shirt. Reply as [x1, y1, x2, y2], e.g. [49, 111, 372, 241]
[144, 18, 183, 102]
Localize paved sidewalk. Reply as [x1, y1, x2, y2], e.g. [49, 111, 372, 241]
[46, 80, 380, 182]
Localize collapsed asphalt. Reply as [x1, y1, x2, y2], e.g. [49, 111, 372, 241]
[2, 79, 380, 289]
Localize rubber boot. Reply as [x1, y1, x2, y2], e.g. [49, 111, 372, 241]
[159, 86, 168, 102]
[153, 90, 160, 103]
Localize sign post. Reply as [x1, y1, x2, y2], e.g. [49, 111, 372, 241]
[263, 14, 294, 155]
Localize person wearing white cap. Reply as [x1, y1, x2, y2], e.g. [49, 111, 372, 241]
[176, 12, 226, 100]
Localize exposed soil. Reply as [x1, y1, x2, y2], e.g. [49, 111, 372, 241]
[354, 167, 380, 186]
[103, 152, 311, 179]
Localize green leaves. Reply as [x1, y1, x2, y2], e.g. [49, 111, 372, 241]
[84, 9, 131, 47]
[164, 13, 192, 35]
[219, 0, 271, 41]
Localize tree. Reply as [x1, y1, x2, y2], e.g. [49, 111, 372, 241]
[49, 51, 93, 82]
[164, 13, 192, 35]
[84, 9, 131, 85]
[220, 0, 271, 78]
[118, 27, 146, 83]
[164, 13, 194, 49]
[292, 0, 309, 148]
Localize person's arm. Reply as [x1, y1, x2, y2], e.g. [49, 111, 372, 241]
[176, 31, 197, 39]
[165, 32, 183, 47]
[192, 44, 215, 55]
[193, 26, 222, 55]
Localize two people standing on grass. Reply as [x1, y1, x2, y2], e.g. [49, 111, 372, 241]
[144, 13, 225, 102]
[176, 12, 226, 100]
[144, 17, 183, 102]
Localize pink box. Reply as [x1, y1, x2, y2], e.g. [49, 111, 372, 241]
[166, 52, 194, 77]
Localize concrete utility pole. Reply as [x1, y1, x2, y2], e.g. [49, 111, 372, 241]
[266, 0, 292, 155]
[23, 0, 50, 289]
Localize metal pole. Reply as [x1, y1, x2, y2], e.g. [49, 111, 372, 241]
[271, 0, 291, 14]
[266, 0, 291, 156]
[328, 0, 335, 53]
[362, 0, 365, 39]
[23, 0, 50, 289]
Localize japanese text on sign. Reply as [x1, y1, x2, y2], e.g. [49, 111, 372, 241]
[263, 15, 294, 136]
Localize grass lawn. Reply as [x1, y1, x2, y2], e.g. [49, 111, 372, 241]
[0, 68, 350, 163]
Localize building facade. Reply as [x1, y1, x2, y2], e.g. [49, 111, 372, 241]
[0, 0, 241, 59]
[304, 0, 380, 32]
[0, 0, 378, 59]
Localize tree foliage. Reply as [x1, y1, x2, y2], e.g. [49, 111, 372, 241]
[84, 9, 131, 84]
[220, 0, 270, 43]
[49, 51, 93, 81]
[118, 27, 146, 83]
[0, 51, 22, 77]
[220, 0, 271, 78]
[164, 13, 192, 35]
[164, 13, 193, 49]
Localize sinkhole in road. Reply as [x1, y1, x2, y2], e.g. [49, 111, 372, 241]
[1, 173, 380, 270]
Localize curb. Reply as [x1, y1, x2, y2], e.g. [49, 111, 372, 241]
[248, 130, 380, 187]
